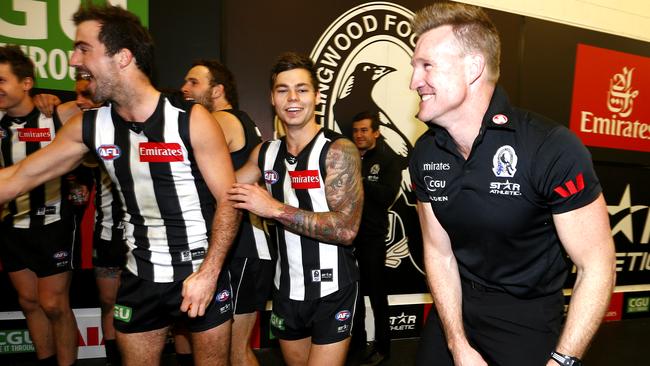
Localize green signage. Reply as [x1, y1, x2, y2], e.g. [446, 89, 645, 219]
[0, 0, 148, 91]
[0, 329, 34, 354]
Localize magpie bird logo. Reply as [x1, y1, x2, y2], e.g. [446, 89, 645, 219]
[311, 2, 428, 274]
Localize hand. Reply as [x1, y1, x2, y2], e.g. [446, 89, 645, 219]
[33, 94, 62, 118]
[180, 269, 218, 318]
[228, 183, 282, 219]
[451, 343, 488, 366]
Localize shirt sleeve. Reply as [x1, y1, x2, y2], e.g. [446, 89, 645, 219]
[531, 126, 602, 214]
[409, 141, 430, 203]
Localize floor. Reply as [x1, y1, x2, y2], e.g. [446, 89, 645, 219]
[3, 318, 648, 365]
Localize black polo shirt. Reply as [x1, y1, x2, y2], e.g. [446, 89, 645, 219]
[409, 86, 601, 298]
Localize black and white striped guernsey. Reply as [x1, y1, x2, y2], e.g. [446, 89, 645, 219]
[222, 109, 271, 260]
[92, 164, 124, 240]
[81, 94, 215, 283]
[0, 108, 70, 228]
[259, 128, 358, 301]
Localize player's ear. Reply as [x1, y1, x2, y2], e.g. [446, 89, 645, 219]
[466, 53, 485, 85]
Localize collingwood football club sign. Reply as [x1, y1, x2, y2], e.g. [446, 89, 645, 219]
[310, 2, 429, 276]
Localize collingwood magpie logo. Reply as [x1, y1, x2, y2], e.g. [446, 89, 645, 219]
[311, 2, 428, 274]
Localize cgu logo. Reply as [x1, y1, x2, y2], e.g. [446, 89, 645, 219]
[77, 326, 103, 347]
[97, 144, 121, 161]
[424, 176, 446, 191]
[0, 330, 32, 346]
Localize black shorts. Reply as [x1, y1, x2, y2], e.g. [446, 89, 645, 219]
[113, 270, 233, 334]
[0, 219, 76, 277]
[92, 230, 127, 268]
[416, 280, 564, 366]
[270, 282, 359, 345]
[229, 257, 274, 314]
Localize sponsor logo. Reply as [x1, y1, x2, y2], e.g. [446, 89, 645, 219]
[492, 145, 517, 178]
[569, 44, 649, 153]
[370, 163, 380, 175]
[17, 128, 51, 142]
[139, 142, 184, 162]
[181, 248, 206, 262]
[113, 304, 132, 322]
[422, 162, 451, 171]
[428, 195, 448, 202]
[389, 312, 417, 331]
[77, 326, 103, 347]
[608, 185, 649, 245]
[553, 173, 585, 198]
[311, 268, 333, 282]
[0, 127, 7, 139]
[270, 312, 285, 330]
[289, 170, 321, 189]
[0, 330, 34, 354]
[492, 114, 508, 125]
[627, 297, 650, 313]
[53, 251, 68, 260]
[489, 180, 521, 196]
[180, 250, 191, 262]
[219, 303, 232, 314]
[264, 170, 279, 184]
[335, 310, 351, 321]
[423, 176, 446, 192]
[604, 292, 623, 322]
[216, 290, 230, 303]
[97, 144, 121, 161]
[337, 324, 349, 333]
[35, 206, 56, 215]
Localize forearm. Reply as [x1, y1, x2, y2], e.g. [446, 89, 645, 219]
[274, 203, 360, 245]
[555, 262, 616, 357]
[199, 203, 242, 276]
[426, 251, 469, 352]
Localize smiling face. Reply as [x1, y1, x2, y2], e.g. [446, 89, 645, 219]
[410, 25, 472, 126]
[0, 63, 31, 113]
[181, 65, 215, 111]
[352, 118, 379, 155]
[70, 20, 120, 104]
[271, 68, 320, 130]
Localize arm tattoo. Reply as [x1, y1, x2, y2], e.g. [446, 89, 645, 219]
[275, 138, 363, 244]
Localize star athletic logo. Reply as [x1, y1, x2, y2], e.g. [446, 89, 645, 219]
[310, 1, 428, 274]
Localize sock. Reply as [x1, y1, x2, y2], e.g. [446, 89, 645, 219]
[38, 355, 58, 366]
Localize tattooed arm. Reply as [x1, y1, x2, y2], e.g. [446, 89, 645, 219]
[229, 138, 363, 245]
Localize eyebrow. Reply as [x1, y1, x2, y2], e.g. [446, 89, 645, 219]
[73, 41, 90, 48]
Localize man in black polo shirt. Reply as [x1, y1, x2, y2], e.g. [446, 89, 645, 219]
[408, 3, 616, 366]
[350, 111, 400, 365]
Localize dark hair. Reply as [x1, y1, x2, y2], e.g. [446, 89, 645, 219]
[192, 59, 239, 109]
[352, 111, 380, 131]
[0, 45, 35, 81]
[412, 1, 501, 83]
[73, 4, 154, 79]
[270, 52, 318, 91]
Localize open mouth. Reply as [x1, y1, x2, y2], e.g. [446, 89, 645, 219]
[76, 69, 93, 80]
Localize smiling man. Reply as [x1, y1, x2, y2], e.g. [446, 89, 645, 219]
[228, 52, 363, 366]
[408, 3, 616, 366]
[0, 5, 240, 366]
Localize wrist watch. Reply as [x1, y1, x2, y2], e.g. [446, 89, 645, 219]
[550, 351, 582, 366]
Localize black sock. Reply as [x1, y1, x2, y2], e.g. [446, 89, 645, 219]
[105, 339, 122, 365]
[176, 352, 194, 366]
[38, 355, 58, 366]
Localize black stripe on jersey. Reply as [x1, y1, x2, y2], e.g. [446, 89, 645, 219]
[180, 104, 214, 246]
[26, 115, 45, 227]
[144, 99, 192, 281]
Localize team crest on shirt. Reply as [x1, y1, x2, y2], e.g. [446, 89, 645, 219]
[264, 170, 279, 184]
[97, 144, 122, 161]
[492, 145, 518, 178]
[311, 268, 333, 282]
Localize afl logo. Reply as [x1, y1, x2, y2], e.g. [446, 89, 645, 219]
[53, 251, 69, 260]
[97, 144, 122, 161]
[335, 310, 351, 321]
[264, 170, 279, 184]
[216, 290, 230, 303]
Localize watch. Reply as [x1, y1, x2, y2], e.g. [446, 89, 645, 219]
[550, 351, 582, 366]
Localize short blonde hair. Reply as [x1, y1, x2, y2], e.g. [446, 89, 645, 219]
[412, 2, 501, 83]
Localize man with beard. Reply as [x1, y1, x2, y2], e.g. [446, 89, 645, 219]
[0, 5, 240, 365]
[181, 59, 273, 366]
[408, 3, 615, 366]
[228, 52, 363, 366]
